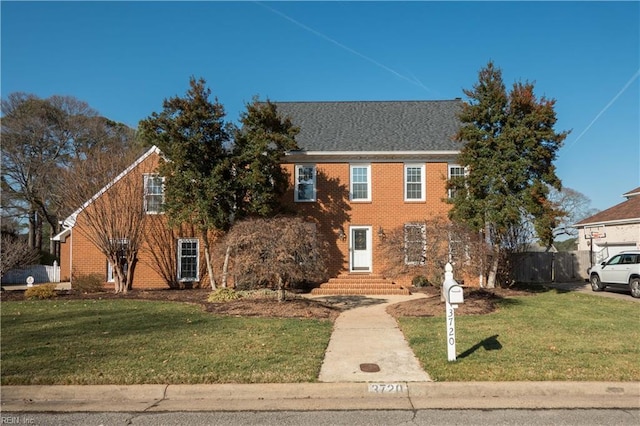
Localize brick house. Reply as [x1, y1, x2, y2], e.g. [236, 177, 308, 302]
[54, 100, 464, 293]
[575, 187, 640, 264]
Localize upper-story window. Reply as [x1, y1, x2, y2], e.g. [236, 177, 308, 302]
[350, 164, 371, 201]
[144, 174, 164, 214]
[295, 165, 316, 202]
[404, 164, 425, 201]
[448, 165, 466, 198]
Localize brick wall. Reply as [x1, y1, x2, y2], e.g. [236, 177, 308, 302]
[282, 161, 453, 285]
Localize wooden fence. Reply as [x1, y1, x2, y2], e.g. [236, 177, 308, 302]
[1, 262, 60, 284]
[510, 251, 592, 283]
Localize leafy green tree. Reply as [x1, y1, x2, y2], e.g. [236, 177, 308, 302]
[232, 98, 299, 218]
[449, 62, 569, 287]
[139, 77, 233, 289]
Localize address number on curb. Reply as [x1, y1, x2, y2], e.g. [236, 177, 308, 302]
[368, 383, 405, 393]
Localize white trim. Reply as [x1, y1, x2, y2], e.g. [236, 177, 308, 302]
[575, 218, 640, 228]
[350, 226, 372, 272]
[294, 164, 316, 202]
[143, 173, 165, 214]
[350, 164, 371, 202]
[287, 150, 460, 156]
[177, 238, 200, 282]
[56, 146, 162, 229]
[448, 164, 466, 198]
[404, 223, 426, 265]
[285, 150, 459, 163]
[404, 163, 425, 202]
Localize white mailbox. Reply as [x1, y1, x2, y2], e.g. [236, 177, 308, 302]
[442, 263, 464, 305]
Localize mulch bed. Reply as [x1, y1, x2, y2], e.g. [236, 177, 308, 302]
[1, 284, 541, 321]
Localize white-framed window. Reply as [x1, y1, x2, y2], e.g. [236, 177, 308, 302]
[404, 223, 426, 265]
[350, 164, 371, 201]
[448, 165, 466, 198]
[144, 174, 164, 214]
[177, 238, 199, 281]
[404, 164, 425, 201]
[107, 239, 129, 282]
[295, 165, 316, 202]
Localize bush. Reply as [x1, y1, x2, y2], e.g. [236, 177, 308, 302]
[411, 275, 430, 287]
[207, 288, 242, 303]
[24, 284, 57, 300]
[73, 273, 105, 293]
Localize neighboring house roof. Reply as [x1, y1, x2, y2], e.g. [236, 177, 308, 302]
[274, 100, 463, 153]
[52, 145, 162, 242]
[575, 187, 640, 227]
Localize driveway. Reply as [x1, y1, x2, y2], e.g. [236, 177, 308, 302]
[547, 281, 639, 302]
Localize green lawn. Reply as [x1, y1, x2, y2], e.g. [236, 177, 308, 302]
[2, 290, 638, 385]
[398, 290, 640, 381]
[1, 299, 333, 385]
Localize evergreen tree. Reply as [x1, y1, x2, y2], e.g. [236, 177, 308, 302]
[449, 62, 569, 287]
[232, 98, 299, 218]
[139, 77, 233, 289]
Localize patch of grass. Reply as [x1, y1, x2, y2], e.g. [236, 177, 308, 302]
[398, 290, 640, 381]
[1, 299, 333, 385]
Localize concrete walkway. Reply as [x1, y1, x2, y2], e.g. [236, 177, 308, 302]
[314, 294, 431, 382]
[2, 291, 639, 412]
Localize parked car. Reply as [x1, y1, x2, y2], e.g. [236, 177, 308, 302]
[588, 250, 640, 298]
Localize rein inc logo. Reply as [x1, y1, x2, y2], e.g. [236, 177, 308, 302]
[1, 417, 35, 424]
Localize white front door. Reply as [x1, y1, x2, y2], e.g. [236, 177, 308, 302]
[350, 226, 372, 272]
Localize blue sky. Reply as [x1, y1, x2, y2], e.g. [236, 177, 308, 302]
[2, 1, 639, 213]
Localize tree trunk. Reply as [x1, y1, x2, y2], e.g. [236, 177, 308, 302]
[487, 246, 499, 289]
[28, 210, 37, 249]
[35, 214, 43, 253]
[277, 275, 286, 303]
[201, 230, 217, 289]
[221, 245, 231, 288]
[125, 255, 137, 291]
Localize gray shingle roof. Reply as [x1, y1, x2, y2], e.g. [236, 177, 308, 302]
[274, 100, 463, 152]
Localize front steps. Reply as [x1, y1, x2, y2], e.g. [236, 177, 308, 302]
[311, 274, 410, 295]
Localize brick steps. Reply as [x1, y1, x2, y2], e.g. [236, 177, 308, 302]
[311, 274, 410, 295]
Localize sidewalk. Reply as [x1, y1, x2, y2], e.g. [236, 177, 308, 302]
[315, 294, 431, 382]
[1, 293, 639, 412]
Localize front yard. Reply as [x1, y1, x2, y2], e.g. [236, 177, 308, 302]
[1, 286, 638, 384]
[0, 298, 333, 385]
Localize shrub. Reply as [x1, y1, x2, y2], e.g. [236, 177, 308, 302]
[72, 273, 105, 293]
[24, 284, 57, 300]
[207, 288, 242, 303]
[411, 275, 430, 287]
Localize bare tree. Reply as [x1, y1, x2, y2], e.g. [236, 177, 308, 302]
[1, 233, 41, 277]
[142, 216, 207, 289]
[378, 215, 486, 288]
[225, 216, 327, 301]
[549, 187, 599, 238]
[1, 92, 137, 256]
[59, 147, 149, 293]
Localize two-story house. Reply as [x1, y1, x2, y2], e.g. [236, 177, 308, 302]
[54, 99, 464, 294]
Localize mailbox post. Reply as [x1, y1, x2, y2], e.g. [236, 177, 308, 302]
[443, 263, 464, 361]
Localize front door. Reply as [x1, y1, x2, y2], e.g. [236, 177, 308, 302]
[350, 226, 372, 272]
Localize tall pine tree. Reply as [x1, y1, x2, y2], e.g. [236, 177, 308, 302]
[139, 77, 233, 289]
[449, 62, 569, 287]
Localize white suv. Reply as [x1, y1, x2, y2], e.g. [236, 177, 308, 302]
[589, 250, 640, 298]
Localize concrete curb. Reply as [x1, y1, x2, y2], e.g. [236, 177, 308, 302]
[2, 382, 639, 412]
